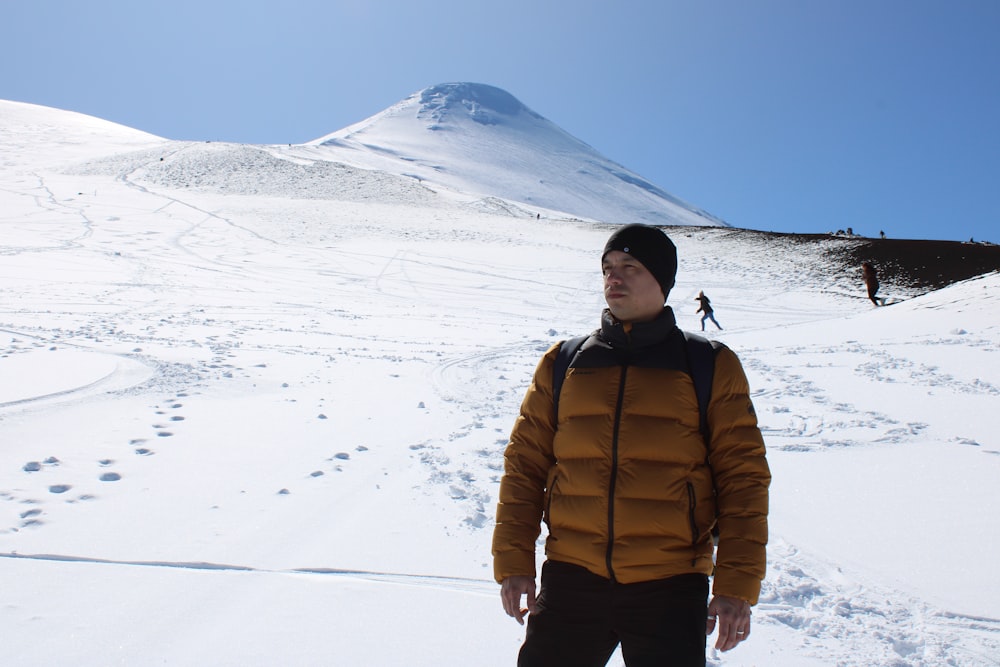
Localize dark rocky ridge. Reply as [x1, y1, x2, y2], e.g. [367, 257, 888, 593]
[841, 236, 999, 291]
[645, 224, 1000, 305]
[717, 227, 997, 293]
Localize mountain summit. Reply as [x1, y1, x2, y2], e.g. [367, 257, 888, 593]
[310, 83, 726, 228]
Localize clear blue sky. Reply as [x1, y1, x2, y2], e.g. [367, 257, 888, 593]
[4, 0, 998, 242]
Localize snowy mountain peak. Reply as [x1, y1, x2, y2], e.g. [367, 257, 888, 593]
[414, 82, 541, 127]
[310, 83, 727, 228]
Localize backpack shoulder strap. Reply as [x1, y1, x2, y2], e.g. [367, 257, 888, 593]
[683, 331, 722, 539]
[552, 335, 589, 423]
[682, 331, 719, 447]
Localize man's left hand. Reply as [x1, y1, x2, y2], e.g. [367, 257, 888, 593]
[706, 594, 751, 651]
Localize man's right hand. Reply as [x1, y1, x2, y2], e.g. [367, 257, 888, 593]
[500, 575, 537, 625]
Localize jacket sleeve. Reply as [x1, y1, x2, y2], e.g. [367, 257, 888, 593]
[707, 346, 771, 605]
[491, 343, 560, 584]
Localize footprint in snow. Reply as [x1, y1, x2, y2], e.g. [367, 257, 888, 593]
[23, 458, 61, 472]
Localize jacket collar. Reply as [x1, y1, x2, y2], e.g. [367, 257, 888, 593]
[600, 306, 677, 349]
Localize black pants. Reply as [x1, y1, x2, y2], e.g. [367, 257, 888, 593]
[518, 561, 708, 667]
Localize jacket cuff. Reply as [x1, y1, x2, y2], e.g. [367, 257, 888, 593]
[712, 570, 762, 606]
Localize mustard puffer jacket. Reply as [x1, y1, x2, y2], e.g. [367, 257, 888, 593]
[492, 307, 770, 605]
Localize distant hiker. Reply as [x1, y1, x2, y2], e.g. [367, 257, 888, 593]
[879, 230, 886, 239]
[862, 261, 881, 306]
[493, 224, 770, 663]
[696, 290, 723, 330]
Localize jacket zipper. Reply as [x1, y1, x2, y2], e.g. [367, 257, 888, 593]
[605, 364, 628, 583]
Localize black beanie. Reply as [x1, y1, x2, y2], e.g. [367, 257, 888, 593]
[602, 224, 678, 299]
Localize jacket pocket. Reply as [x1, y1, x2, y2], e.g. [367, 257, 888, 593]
[544, 469, 560, 538]
[686, 482, 699, 547]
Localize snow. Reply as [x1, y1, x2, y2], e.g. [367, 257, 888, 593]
[1, 92, 999, 666]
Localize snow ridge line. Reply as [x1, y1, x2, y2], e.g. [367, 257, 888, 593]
[0, 551, 495, 590]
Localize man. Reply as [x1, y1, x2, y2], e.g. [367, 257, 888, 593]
[695, 290, 723, 331]
[492, 224, 770, 666]
[862, 261, 881, 306]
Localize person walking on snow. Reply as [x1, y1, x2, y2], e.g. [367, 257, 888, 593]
[862, 261, 881, 306]
[696, 290, 722, 330]
[492, 224, 771, 666]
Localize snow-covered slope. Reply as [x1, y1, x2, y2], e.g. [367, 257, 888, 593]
[2, 96, 999, 666]
[306, 82, 727, 227]
[0, 100, 165, 168]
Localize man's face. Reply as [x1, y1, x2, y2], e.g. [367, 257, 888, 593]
[602, 250, 665, 323]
